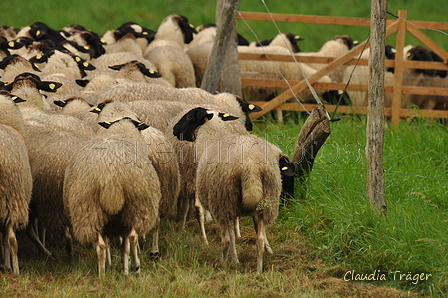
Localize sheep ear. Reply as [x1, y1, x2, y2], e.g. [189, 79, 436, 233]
[109, 64, 125, 71]
[98, 121, 112, 129]
[37, 81, 63, 92]
[76, 79, 89, 87]
[131, 119, 150, 130]
[11, 95, 26, 103]
[279, 156, 295, 177]
[7, 41, 24, 50]
[218, 113, 238, 121]
[53, 100, 67, 107]
[136, 63, 162, 78]
[90, 106, 102, 113]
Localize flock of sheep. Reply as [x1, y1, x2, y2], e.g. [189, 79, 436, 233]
[0, 14, 297, 276]
[0, 12, 445, 277]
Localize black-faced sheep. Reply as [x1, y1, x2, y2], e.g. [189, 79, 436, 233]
[143, 14, 197, 88]
[173, 107, 284, 273]
[63, 103, 160, 276]
[0, 92, 33, 274]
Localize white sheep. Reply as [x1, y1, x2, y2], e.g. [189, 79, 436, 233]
[172, 107, 283, 273]
[63, 102, 160, 276]
[0, 92, 33, 274]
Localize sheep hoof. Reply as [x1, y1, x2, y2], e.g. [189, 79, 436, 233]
[149, 251, 160, 262]
[131, 266, 141, 277]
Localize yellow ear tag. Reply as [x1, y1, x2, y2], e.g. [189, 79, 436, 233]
[8, 41, 15, 47]
[6, 81, 12, 85]
[105, 121, 111, 125]
[100, 39, 107, 44]
[83, 62, 89, 67]
[34, 64, 40, 69]
[84, 45, 90, 50]
[11, 96, 18, 101]
[189, 24, 195, 28]
[203, 117, 209, 122]
[407, 52, 411, 57]
[248, 104, 255, 110]
[94, 107, 101, 112]
[391, 48, 397, 53]
[353, 40, 359, 45]
[149, 69, 155, 74]
[143, 32, 148, 35]
[337, 90, 344, 95]
[49, 83, 56, 90]
[295, 35, 300, 39]
[223, 114, 230, 117]
[75, 56, 82, 62]
[281, 166, 288, 171]
[61, 100, 66, 104]
[36, 30, 41, 36]
[36, 54, 42, 60]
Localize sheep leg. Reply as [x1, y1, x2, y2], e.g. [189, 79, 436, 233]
[96, 232, 107, 277]
[129, 228, 140, 275]
[177, 195, 190, 231]
[7, 225, 20, 274]
[150, 220, 160, 260]
[228, 223, 239, 264]
[276, 110, 284, 124]
[235, 217, 241, 238]
[105, 237, 111, 268]
[252, 215, 273, 254]
[2, 225, 12, 271]
[220, 223, 230, 262]
[120, 234, 130, 276]
[26, 221, 53, 258]
[2, 223, 19, 274]
[63, 226, 73, 263]
[255, 216, 267, 274]
[195, 197, 208, 245]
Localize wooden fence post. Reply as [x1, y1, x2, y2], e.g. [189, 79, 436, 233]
[201, 0, 241, 94]
[391, 10, 407, 127]
[366, 0, 388, 214]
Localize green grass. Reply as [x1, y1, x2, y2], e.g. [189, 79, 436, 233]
[252, 115, 448, 295]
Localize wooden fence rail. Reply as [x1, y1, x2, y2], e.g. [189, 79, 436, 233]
[236, 10, 448, 125]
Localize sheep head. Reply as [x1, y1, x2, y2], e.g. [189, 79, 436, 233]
[173, 107, 238, 142]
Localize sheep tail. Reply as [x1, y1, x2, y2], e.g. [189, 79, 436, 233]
[99, 177, 124, 215]
[241, 167, 263, 211]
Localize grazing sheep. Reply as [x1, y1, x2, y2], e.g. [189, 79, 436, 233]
[0, 54, 40, 82]
[92, 100, 180, 257]
[238, 45, 333, 103]
[101, 22, 155, 56]
[2, 72, 63, 112]
[173, 107, 283, 273]
[0, 92, 33, 274]
[296, 35, 357, 83]
[0, 36, 24, 60]
[97, 82, 257, 127]
[63, 103, 160, 276]
[165, 104, 250, 237]
[23, 117, 92, 261]
[251, 33, 304, 53]
[32, 50, 96, 79]
[143, 14, 197, 88]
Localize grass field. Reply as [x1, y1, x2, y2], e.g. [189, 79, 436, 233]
[1, 1, 448, 297]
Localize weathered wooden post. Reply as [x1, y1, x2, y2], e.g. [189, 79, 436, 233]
[201, 0, 241, 94]
[366, 0, 388, 214]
